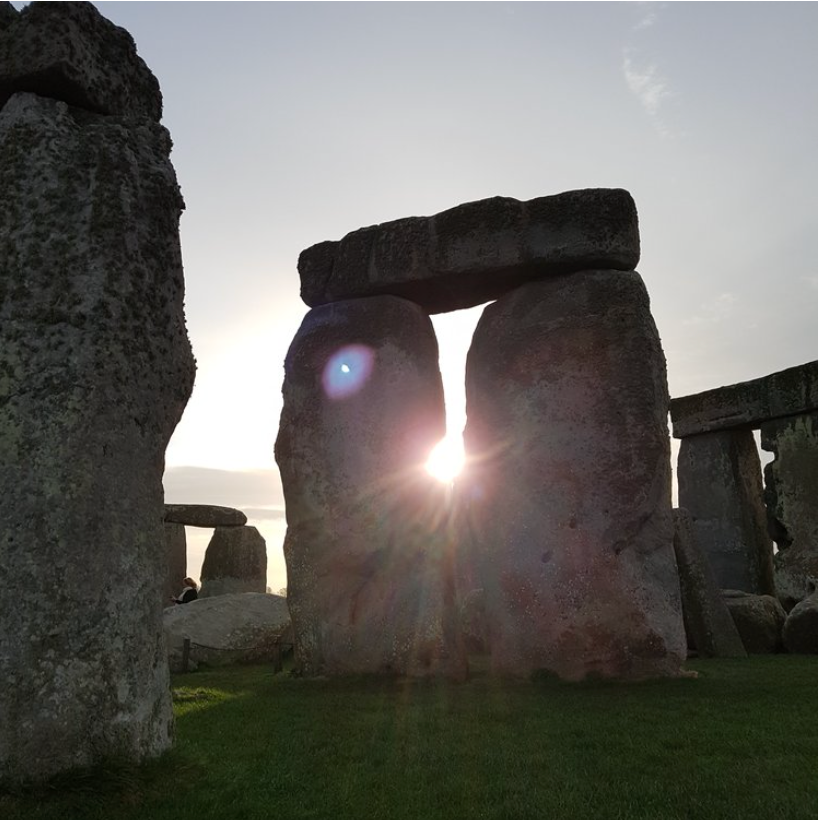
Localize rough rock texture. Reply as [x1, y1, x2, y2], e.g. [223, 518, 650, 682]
[299, 189, 640, 315]
[199, 526, 267, 598]
[0, 91, 194, 780]
[670, 360, 818, 439]
[781, 587, 818, 654]
[672, 509, 746, 658]
[761, 413, 818, 610]
[276, 296, 466, 678]
[677, 430, 774, 596]
[723, 590, 786, 654]
[163, 593, 291, 672]
[164, 503, 248, 528]
[460, 271, 685, 680]
[0, 2, 161, 120]
[163, 523, 188, 606]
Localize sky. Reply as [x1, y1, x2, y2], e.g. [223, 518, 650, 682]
[15, 2, 818, 591]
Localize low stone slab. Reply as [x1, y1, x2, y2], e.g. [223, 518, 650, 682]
[164, 504, 248, 528]
[199, 526, 267, 598]
[0, 2, 162, 120]
[670, 360, 818, 439]
[163, 592, 290, 672]
[782, 588, 818, 654]
[672, 509, 746, 658]
[298, 189, 639, 314]
[723, 590, 786, 654]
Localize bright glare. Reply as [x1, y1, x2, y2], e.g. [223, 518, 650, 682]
[425, 436, 465, 483]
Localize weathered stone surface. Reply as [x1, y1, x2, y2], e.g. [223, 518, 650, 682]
[0, 2, 18, 31]
[275, 296, 466, 678]
[163, 523, 187, 607]
[164, 503, 248, 528]
[781, 586, 818, 654]
[677, 430, 774, 595]
[672, 509, 746, 658]
[0, 1, 161, 120]
[199, 526, 267, 598]
[460, 271, 685, 680]
[298, 189, 640, 315]
[0, 91, 194, 781]
[670, 360, 818, 439]
[761, 413, 818, 610]
[163, 592, 291, 672]
[723, 590, 786, 653]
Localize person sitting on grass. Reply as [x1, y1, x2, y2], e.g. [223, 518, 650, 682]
[170, 577, 199, 605]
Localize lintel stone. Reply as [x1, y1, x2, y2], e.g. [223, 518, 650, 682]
[670, 360, 818, 439]
[164, 504, 248, 528]
[298, 188, 640, 314]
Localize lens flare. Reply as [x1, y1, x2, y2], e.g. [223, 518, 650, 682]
[426, 435, 465, 483]
[322, 344, 375, 399]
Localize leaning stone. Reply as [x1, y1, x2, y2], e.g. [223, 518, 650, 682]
[199, 526, 268, 598]
[672, 509, 746, 658]
[163, 592, 291, 672]
[298, 189, 640, 314]
[670, 360, 818, 438]
[460, 271, 685, 680]
[677, 430, 775, 595]
[164, 503, 248, 528]
[275, 296, 467, 679]
[0, 91, 194, 781]
[163, 523, 187, 606]
[723, 590, 786, 654]
[781, 587, 818, 654]
[761, 412, 818, 610]
[0, 1, 162, 120]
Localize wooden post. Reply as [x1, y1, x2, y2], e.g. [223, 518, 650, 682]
[182, 637, 191, 673]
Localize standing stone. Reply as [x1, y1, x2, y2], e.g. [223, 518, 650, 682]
[722, 591, 786, 654]
[199, 526, 268, 598]
[276, 296, 466, 679]
[0, 5, 194, 782]
[460, 271, 685, 680]
[163, 523, 188, 607]
[761, 413, 818, 610]
[677, 431, 775, 595]
[781, 586, 818, 654]
[672, 509, 746, 658]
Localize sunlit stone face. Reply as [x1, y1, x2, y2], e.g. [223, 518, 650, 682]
[322, 344, 375, 399]
[426, 435, 465, 483]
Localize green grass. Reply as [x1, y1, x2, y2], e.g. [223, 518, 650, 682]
[3, 656, 818, 820]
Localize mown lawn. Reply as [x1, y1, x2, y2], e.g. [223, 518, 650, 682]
[3, 656, 817, 820]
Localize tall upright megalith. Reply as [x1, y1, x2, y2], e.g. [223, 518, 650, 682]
[461, 271, 686, 680]
[0, 3, 195, 781]
[276, 296, 466, 678]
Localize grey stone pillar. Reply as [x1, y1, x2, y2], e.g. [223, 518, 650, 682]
[0, 4, 194, 781]
[163, 523, 188, 607]
[677, 430, 774, 595]
[275, 296, 466, 679]
[199, 526, 267, 598]
[761, 412, 818, 609]
[460, 270, 685, 680]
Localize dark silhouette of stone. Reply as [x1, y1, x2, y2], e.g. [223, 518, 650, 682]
[0, 1, 162, 120]
[460, 270, 685, 680]
[781, 586, 818, 654]
[677, 431, 774, 595]
[164, 503, 248, 528]
[723, 590, 786, 654]
[163, 523, 187, 606]
[670, 360, 818, 439]
[276, 296, 466, 679]
[672, 509, 746, 658]
[199, 526, 267, 598]
[298, 189, 640, 314]
[0, 3, 18, 31]
[761, 412, 818, 610]
[0, 7, 193, 781]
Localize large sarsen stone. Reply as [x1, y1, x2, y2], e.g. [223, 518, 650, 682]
[199, 526, 267, 598]
[275, 296, 466, 678]
[460, 270, 685, 680]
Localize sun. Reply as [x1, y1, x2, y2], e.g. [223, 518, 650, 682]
[425, 435, 465, 483]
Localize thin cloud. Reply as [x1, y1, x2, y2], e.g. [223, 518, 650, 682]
[683, 293, 739, 326]
[634, 11, 657, 31]
[623, 50, 670, 117]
